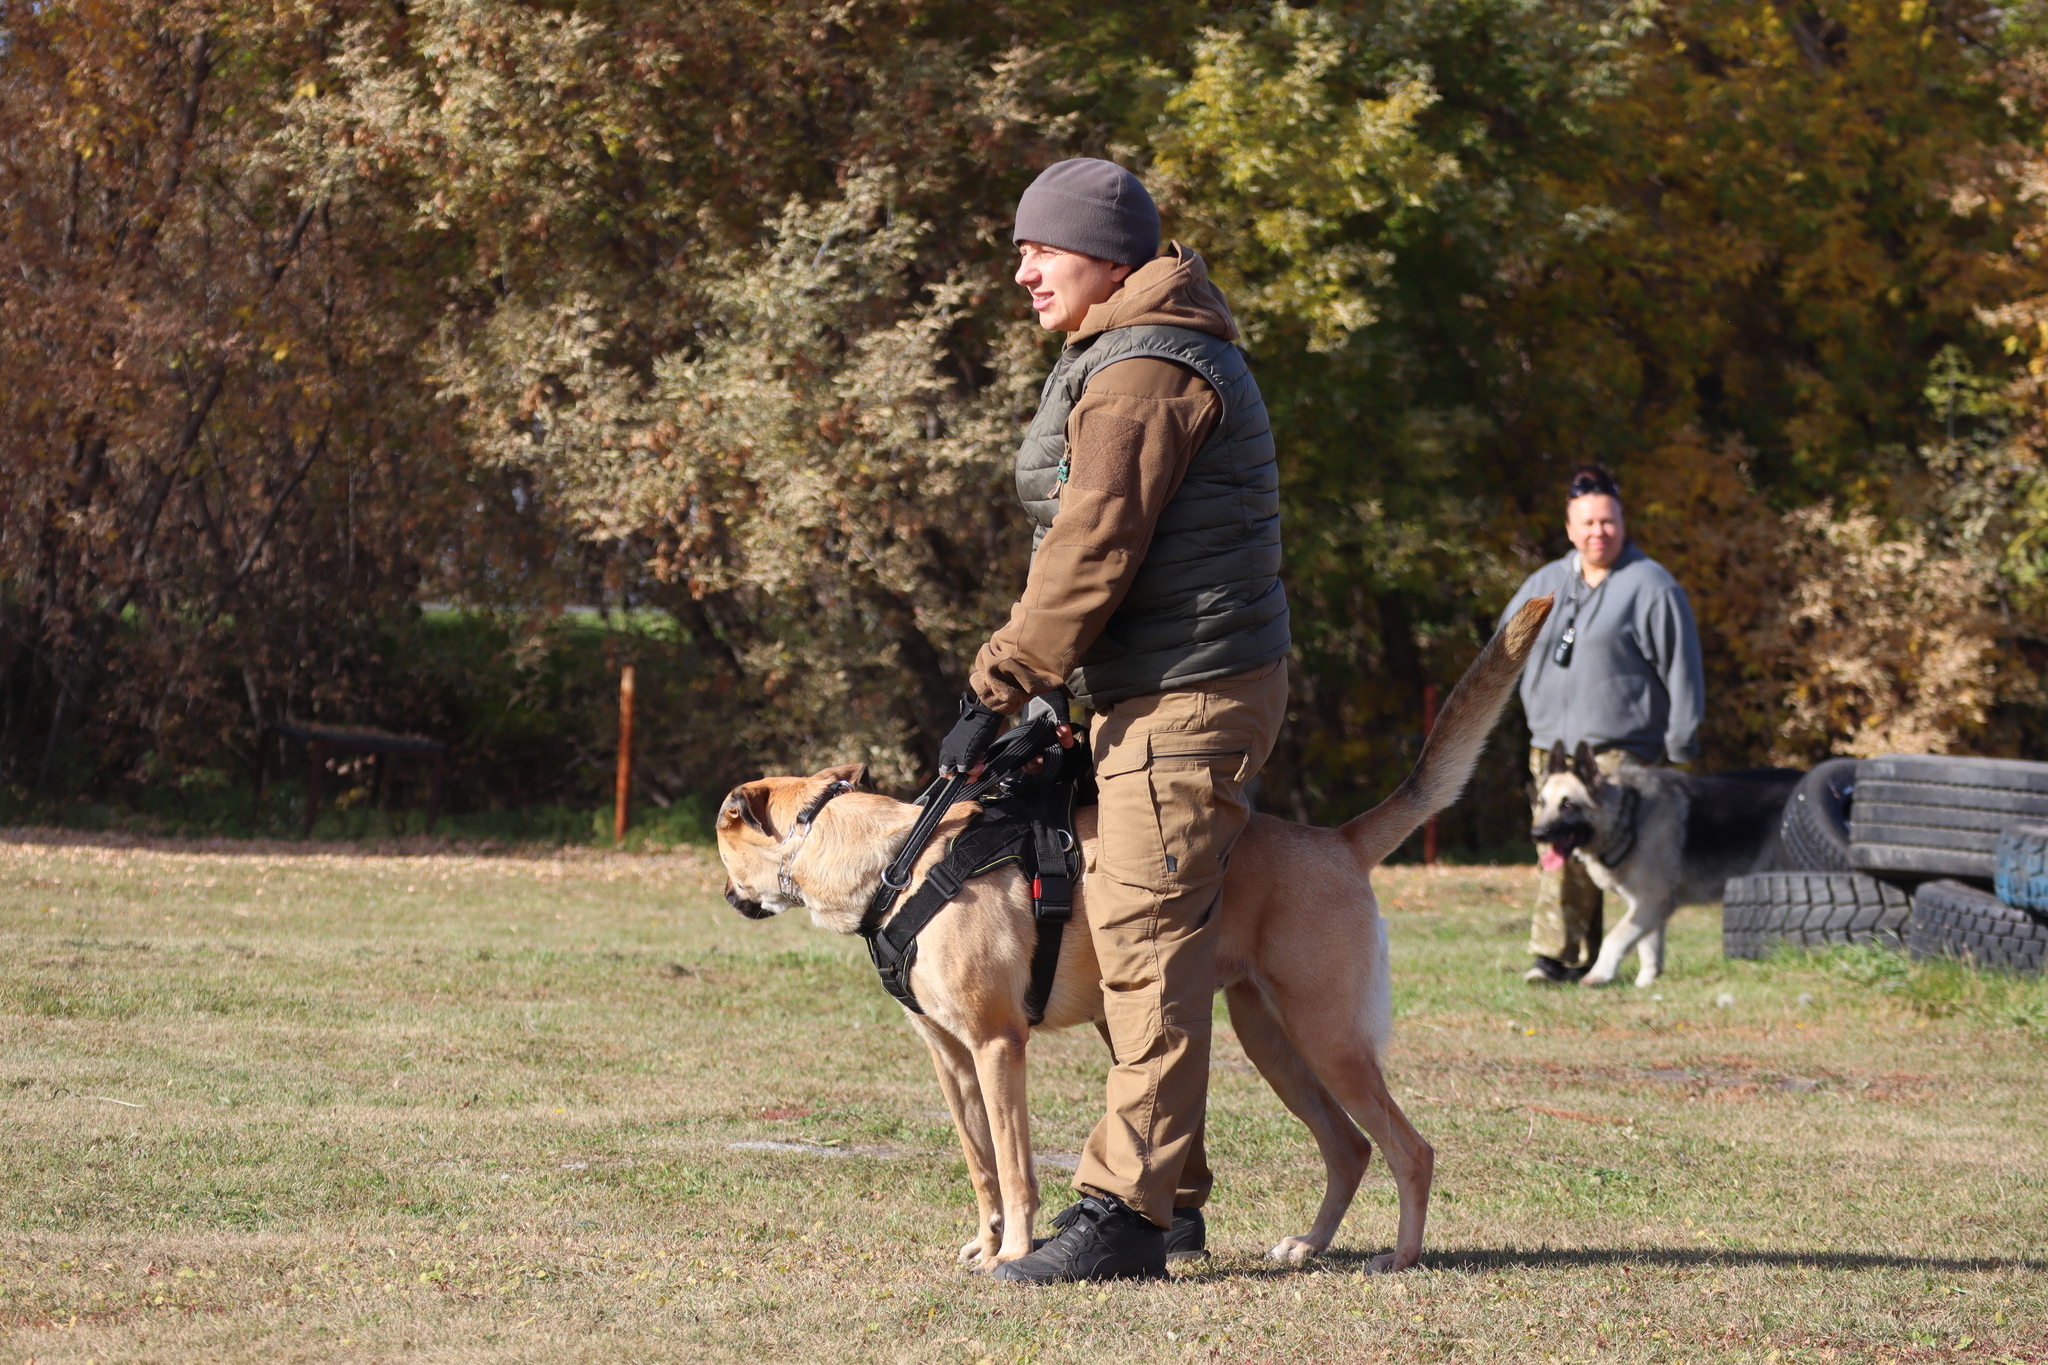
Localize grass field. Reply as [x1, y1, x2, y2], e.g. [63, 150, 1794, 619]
[2, 830, 2044, 1363]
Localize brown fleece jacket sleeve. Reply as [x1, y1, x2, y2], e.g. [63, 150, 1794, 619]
[969, 356, 1222, 712]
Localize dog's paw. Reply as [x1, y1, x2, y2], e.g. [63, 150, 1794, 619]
[958, 1237, 997, 1266]
[1266, 1236, 1322, 1263]
[1578, 969, 1617, 988]
[1366, 1250, 1420, 1274]
[1632, 970, 1659, 989]
[985, 1242, 1034, 1270]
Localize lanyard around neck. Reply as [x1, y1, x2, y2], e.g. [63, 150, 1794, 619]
[1561, 551, 1612, 631]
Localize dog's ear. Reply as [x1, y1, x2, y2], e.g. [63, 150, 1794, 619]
[1573, 740, 1600, 789]
[813, 762, 873, 792]
[1547, 740, 1570, 776]
[718, 783, 774, 836]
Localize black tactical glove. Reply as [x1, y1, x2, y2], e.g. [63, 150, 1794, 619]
[938, 692, 1005, 776]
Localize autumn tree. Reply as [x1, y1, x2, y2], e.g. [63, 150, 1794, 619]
[0, 0, 491, 793]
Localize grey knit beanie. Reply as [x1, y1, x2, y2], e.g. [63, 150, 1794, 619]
[1012, 158, 1160, 267]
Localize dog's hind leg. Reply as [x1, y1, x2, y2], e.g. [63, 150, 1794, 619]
[1313, 1045, 1434, 1273]
[1271, 984, 1434, 1272]
[969, 1027, 1041, 1266]
[911, 1018, 1005, 1267]
[1225, 981, 1373, 1263]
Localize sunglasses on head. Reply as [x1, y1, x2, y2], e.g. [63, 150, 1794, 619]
[1567, 472, 1620, 500]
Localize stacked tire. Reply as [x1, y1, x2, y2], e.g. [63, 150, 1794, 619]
[1908, 876, 2048, 973]
[1724, 753, 2048, 973]
[1723, 760, 1908, 959]
[1849, 755, 2048, 880]
[1720, 873, 1910, 958]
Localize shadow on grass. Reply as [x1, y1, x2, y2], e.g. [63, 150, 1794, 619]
[1303, 1246, 2048, 1274]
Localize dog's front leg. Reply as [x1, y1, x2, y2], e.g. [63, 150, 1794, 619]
[1635, 924, 1667, 987]
[1581, 894, 1667, 987]
[970, 1028, 1040, 1266]
[911, 1017, 1005, 1267]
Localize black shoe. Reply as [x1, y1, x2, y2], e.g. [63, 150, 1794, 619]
[993, 1194, 1166, 1284]
[1523, 955, 1588, 984]
[1164, 1206, 1207, 1262]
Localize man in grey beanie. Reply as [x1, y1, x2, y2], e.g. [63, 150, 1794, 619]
[937, 158, 1290, 1283]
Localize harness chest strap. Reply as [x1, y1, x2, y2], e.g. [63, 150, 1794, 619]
[862, 786, 1080, 1026]
[1022, 820, 1074, 1025]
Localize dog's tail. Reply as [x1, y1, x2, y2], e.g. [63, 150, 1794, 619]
[1339, 595, 1555, 870]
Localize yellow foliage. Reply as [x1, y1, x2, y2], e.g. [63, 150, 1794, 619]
[1150, 5, 1457, 351]
[1630, 441, 2005, 764]
[1771, 507, 2000, 759]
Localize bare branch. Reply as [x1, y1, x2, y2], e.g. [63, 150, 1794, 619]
[131, 30, 214, 259]
[229, 426, 327, 588]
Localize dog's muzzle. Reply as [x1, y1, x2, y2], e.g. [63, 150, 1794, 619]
[724, 883, 775, 920]
[1530, 818, 1592, 857]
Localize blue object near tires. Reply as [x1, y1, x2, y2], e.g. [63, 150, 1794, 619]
[1993, 822, 2048, 913]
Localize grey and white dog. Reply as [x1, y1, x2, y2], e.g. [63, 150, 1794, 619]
[1528, 741, 1800, 986]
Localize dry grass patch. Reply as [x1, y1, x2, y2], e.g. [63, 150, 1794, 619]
[2, 831, 2044, 1362]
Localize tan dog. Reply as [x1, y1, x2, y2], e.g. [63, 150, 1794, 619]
[717, 597, 1552, 1273]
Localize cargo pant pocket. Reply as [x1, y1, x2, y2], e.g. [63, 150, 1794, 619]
[1092, 737, 1252, 895]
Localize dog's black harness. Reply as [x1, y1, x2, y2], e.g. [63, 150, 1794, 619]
[856, 710, 1094, 1025]
[1587, 785, 1640, 868]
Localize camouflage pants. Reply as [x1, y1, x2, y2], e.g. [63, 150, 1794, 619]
[1527, 746, 1652, 967]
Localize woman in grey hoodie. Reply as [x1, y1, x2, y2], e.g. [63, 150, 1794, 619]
[1499, 465, 1705, 982]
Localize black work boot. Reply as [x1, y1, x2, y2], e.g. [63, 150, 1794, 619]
[1523, 955, 1588, 984]
[1164, 1206, 1207, 1262]
[993, 1194, 1165, 1284]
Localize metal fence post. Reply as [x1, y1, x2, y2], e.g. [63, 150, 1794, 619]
[614, 665, 636, 845]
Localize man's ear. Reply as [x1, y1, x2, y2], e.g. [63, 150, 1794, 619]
[1547, 740, 1570, 776]
[718, 783, 773, 836]
[813, 762, 873, 792]
[1573, 741, 1600, 789]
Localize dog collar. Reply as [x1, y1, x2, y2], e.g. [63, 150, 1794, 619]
[777, 780, 856, 903]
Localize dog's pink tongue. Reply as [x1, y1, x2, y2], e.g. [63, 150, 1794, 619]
[1539, 847, 1566, 872]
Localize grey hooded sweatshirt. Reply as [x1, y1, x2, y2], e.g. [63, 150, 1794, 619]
[1499, 542, 1705, 762]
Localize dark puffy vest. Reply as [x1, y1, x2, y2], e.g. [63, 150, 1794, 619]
[1016, 322, 1289, 707]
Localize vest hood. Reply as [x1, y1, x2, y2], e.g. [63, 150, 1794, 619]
[1071, 242, 1238, 345]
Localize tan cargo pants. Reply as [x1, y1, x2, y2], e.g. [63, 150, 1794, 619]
[1527, 746, 1651, 966]
[1075, 660, 1288, 1229]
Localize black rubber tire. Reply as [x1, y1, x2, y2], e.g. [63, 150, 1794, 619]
[1753, 758, 1857, 873]
[1721, 872, 1912, 959]
[1848, 754, 2048, 880]
[1908, 879, 2048, 973]
[1992, 822, 2048, 913]
[1781, 758, 1857, 872]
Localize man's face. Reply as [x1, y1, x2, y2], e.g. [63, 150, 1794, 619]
[1566, 493, 1625, 570]
[1015, 242, 1132, 332]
